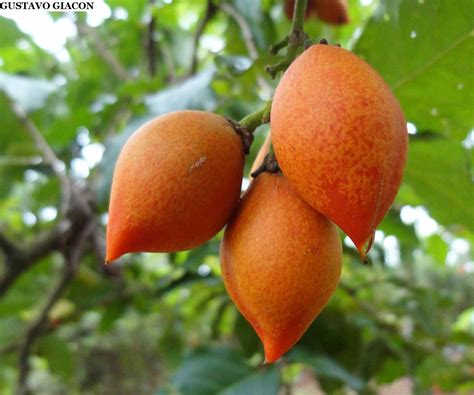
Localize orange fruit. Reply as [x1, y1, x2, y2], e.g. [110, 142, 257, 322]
[106, 110, 244, 262]
[271, 44, 408, 257]
[221, 172, 342, 363]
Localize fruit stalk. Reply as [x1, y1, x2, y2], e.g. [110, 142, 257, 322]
[266, 0, 308, 78]
[238, 101, 272, 133]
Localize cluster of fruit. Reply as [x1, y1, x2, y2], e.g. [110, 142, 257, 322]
[106, 43, 408, 363]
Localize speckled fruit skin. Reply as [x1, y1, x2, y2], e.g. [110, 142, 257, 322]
[106, 110, 244, 262]
[220, 173, 342, 363]
[271, 44, 408, 257]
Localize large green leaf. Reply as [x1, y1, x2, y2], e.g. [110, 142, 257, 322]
[355, 0, 474, 140]
[404, 137, 474, 230]
[219, 368, 279, 395]
[170, 347, 251, 395]
[292, 351, 365, 392]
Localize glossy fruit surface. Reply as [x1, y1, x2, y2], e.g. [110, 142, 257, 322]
[271, 44, 408, 257]
[221, 172, 342, 363]
[106, 110, 244, 262]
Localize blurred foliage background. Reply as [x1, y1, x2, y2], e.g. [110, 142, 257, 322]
[0, 0, 473, 394]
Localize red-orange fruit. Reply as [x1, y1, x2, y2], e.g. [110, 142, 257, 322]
[314, 0, 349, 25]
[271, 44, 408, 257]
[285, 0, 349, 25]
[220, 172, 342, 363]
[106, 110, 244, 262]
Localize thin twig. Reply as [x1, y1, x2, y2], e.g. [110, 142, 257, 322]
[220, 2, 273, 94]
[0, 156, 42, 166]
[146, 0, 157, 77]
[16, 219, 96, 395]
[265, 0, 308, 78]
[76, 21, 132, 82]
[0, 342, 20, 356]
[0, 222, 69, 298]
[160, 35, 177, 83]
[187, 0, 217, 77]
[7, 97, 72, 216]
[103, 99, 132, 139]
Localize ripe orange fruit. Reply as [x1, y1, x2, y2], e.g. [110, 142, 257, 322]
[271, 44, 408, 257]
[221, 172, 342, 363]
[285, 0, 349, 25]
[314, 0, 349, 25]
[106, 110, 244, 262]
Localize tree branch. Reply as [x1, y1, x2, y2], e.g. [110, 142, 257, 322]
[187, 0, 217, 77]
[265, 0, 308, 78]
[103, 98, 132, 139]
[160, 35, 177, 83]
[6, 97, 72, 216]
[0, 222, 70, 298]
[0, 229, 19, 259]
[16, 219, 96, 395]
[76, 21, 132, 82]
[0, 156, 42, 166]
[220, 2, 273, 94]
[146, 0, 158, 77]
[220, 2, 258, 59]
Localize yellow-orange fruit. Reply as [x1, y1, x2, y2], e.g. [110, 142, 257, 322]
[314, 0, 349, 25]
[220, 172, 342, 363]
[271, 44, 408, 257]
[106, 111, 244, 262]
[249, 132, 272, 179]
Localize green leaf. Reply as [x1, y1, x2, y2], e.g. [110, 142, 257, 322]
[355, 0, 474, 140]
[171, 346, 251, 395]
[292, 351, 365, 392]
[144, 68, 216, 114]
[219, 368, 280, 395]
[0, 17, 27, 47]
[452, 307, 474, 336]
[424, 234, 448, 264]
[234, 312, 261, 358]
[37, 334, 75, 380]
[404, 138, 474, 230]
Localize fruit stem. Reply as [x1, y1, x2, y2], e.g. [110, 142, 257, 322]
[239, 101, 272, 132]
[269, 37, 289, 55]
[228, 101, 272, 155]
[266, 0, 308, 79]
[250, 154, 280, 179]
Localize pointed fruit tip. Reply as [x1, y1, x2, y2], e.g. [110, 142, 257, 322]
[355, 230, 376, 263]
[262, 342, 285, 364]
[104, 252, 120, 265]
